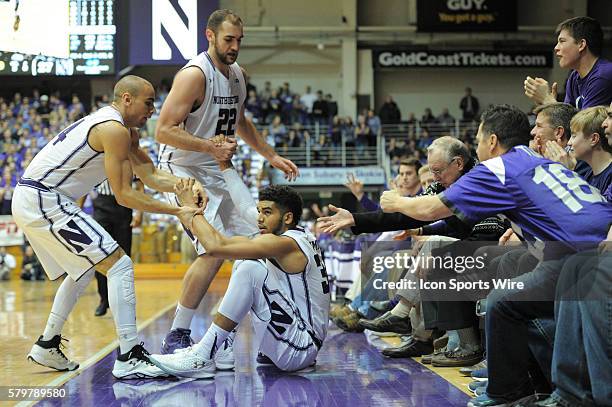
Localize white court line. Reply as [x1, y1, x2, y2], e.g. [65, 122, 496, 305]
[15, 302, 177, 407]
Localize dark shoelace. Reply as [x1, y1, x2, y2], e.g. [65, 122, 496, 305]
[52, 336, 70, 360]
[132, 342, 155, 366]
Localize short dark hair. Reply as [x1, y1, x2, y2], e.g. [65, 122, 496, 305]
[399, 158, 422, 173]
[259, 185, 303, 225]
[556, 16, 603, 57]
[534, 102, 578, 142]
[113, 75, 153, 102]
[480, 104, 531, 149]
[207, 9, 243, 34]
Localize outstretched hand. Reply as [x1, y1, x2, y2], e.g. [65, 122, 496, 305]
[270, 155, 299, 181]
[316, 204, 355, 233]
[174, 178, 207, 209]
[393, 228, 420, 241]
[192, 180, 208, 208]
[344, 173, 364, 200]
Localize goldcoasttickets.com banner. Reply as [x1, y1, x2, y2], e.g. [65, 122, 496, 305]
[373, 50, 553, 69]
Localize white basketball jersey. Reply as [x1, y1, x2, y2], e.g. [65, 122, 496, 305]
[21, 106, 124, 201]
[158, 52, 247, 168]
[265, 227, 331, 343]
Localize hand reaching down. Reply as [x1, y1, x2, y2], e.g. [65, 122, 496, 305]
[316, 205, 355, 233]
[269, 155, 299, 181]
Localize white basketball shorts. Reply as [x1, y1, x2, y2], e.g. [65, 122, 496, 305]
[12, 181, 118, 281]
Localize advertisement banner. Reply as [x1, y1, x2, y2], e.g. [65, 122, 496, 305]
[373, 50, 552, 69]
[0, 216, 24, 247]
[417, 0, 517, 32]
[271, 167, 386, 186]
[129, 0, 219, 65]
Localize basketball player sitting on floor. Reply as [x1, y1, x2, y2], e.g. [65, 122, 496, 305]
[151, 172, 330, 378]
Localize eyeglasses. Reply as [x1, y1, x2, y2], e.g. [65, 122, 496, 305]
[429, 157, 458, 176]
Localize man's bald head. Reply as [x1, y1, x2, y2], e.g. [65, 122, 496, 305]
[113, 75, 153, 102]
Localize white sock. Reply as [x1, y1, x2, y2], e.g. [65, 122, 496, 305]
[42, 271, 94, 340]
[192, 323, 231, 359]
[107, 255, 138, 354]
[171, 303, 196, 331]
[390, 301, 411, 318]
[225, 329, 237, 347]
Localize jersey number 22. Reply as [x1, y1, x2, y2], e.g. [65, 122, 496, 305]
[215, 108, 237, 136]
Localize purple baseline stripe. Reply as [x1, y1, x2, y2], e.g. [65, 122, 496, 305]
[34, 296, 470, 407]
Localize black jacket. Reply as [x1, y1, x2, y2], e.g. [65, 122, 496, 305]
[350, 157, 478, 237]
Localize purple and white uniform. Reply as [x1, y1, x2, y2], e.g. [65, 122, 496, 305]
[12, 106, 123, 280]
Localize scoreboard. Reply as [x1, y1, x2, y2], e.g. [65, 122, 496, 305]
[0, 0, 115, 76]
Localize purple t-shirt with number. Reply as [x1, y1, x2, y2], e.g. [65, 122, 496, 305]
[439, 146, 612, 256]
[564, 58, 612, 109]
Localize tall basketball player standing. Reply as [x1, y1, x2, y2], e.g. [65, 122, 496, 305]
[156, 9, 299, 355]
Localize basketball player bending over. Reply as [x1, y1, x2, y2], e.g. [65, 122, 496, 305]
[151, 175, 330, 378]
[155, 9, 299, 356]
[12, 75, 204, 379]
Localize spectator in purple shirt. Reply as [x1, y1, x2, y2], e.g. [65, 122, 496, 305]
[566, 106, 612, 192]
[602, 102, 612, 200]
[525, 16, 612, 110]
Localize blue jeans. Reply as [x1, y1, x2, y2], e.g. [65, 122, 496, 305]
[552, 250, 612, 406]
[485, 257, 566, 402]
[351, 266, 391, 319]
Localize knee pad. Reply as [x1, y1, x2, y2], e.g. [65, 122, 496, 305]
[107, 255, 135, 305]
